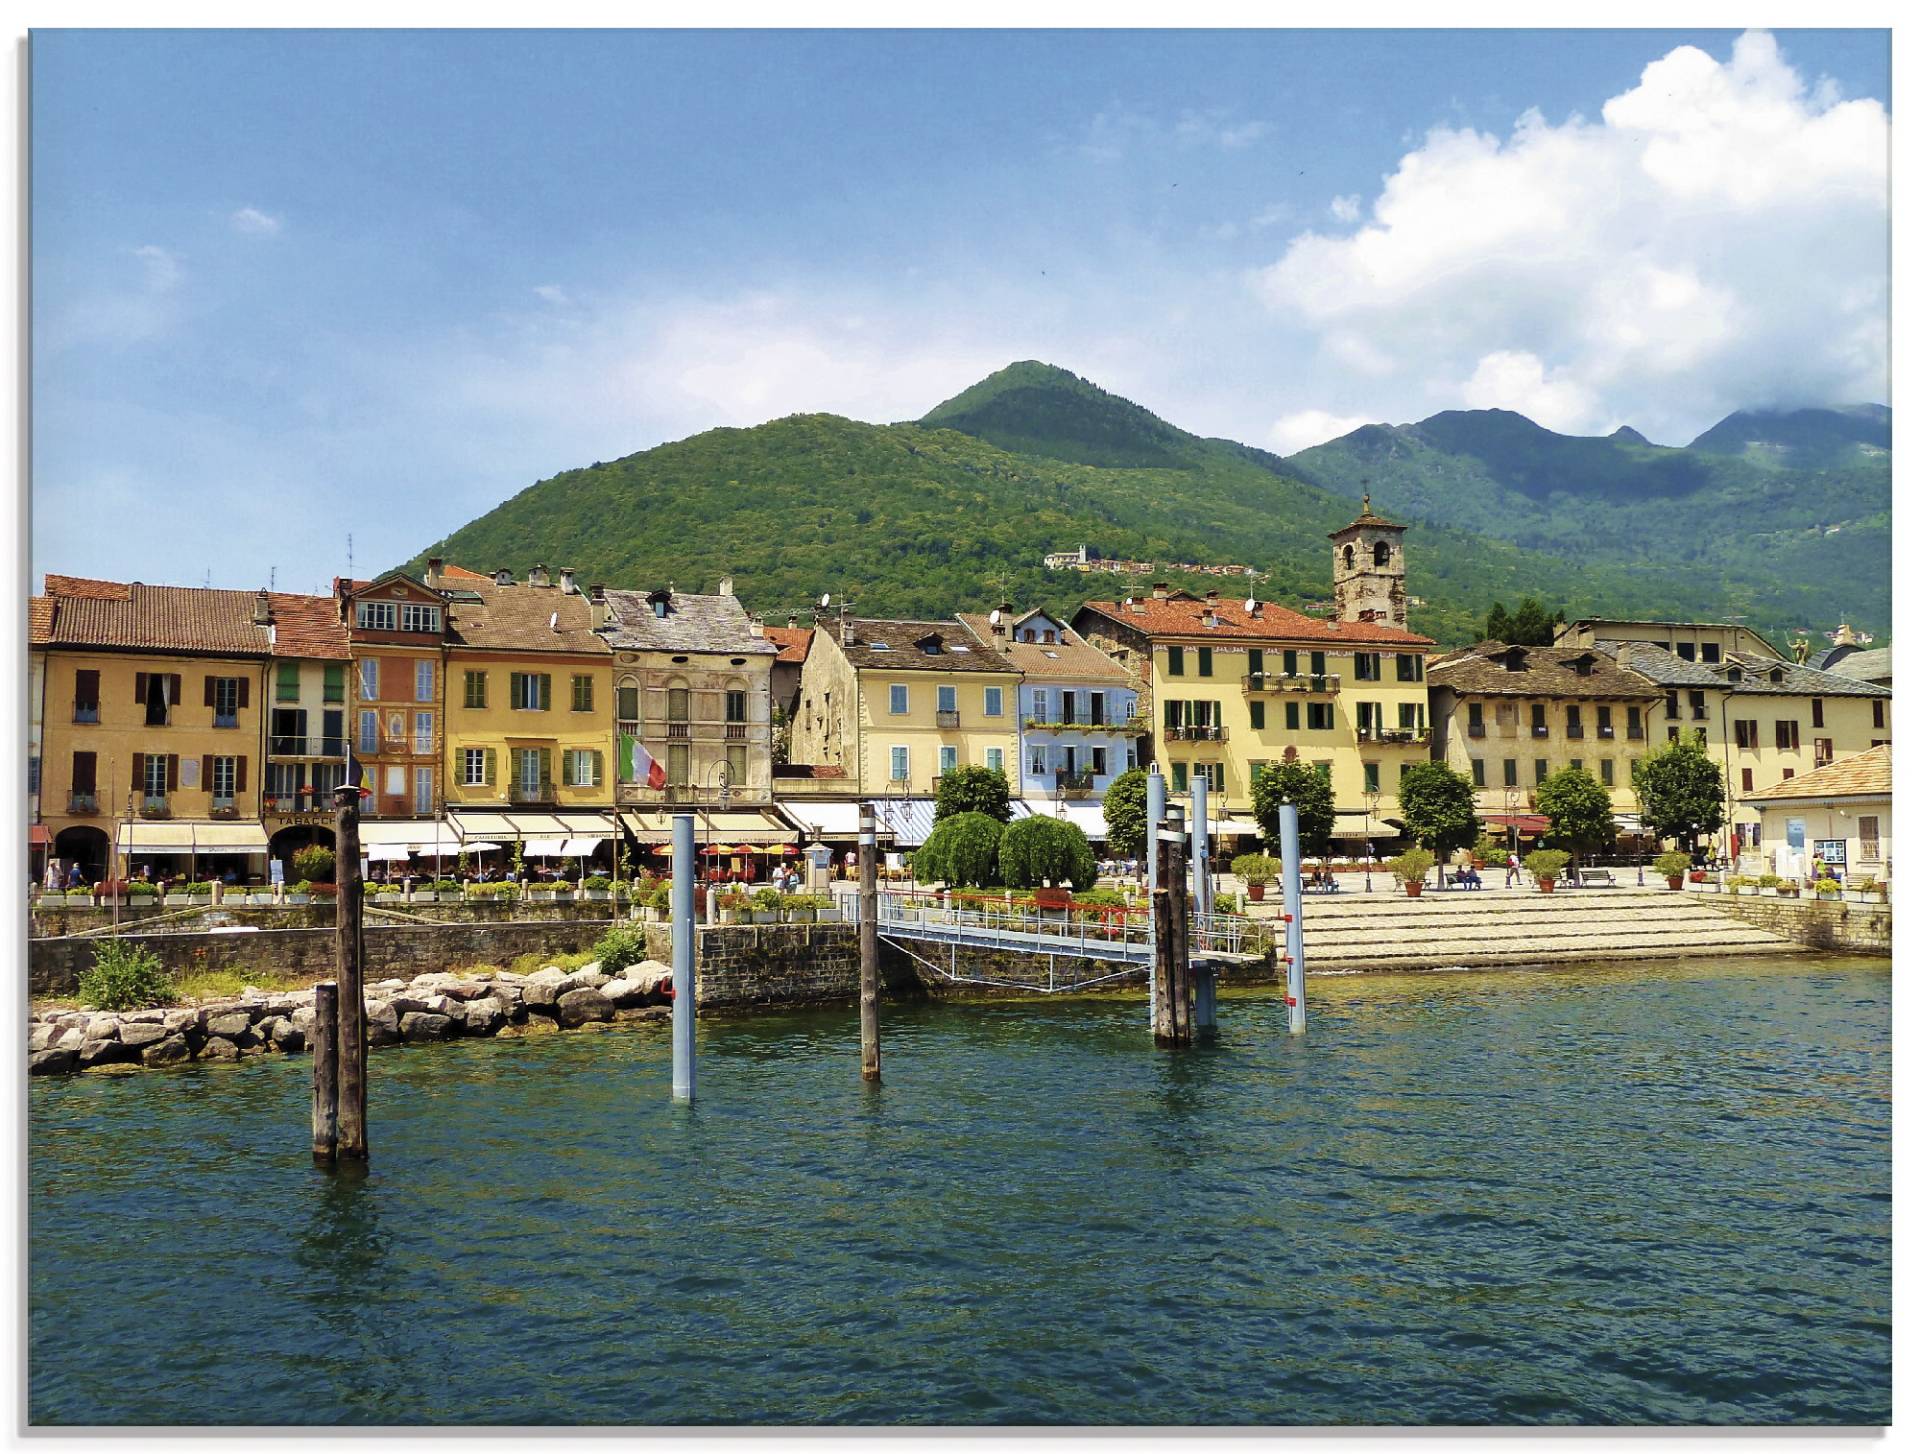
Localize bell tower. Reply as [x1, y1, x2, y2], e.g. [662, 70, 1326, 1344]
[1329, 493, 1409, 629]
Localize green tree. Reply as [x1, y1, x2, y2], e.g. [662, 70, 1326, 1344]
[1251, 760, 1335, 860]
[1534, 766, 1615, 863]
[1396, 761, 1480, 884]
[913, 811, 1006, 888]
[999, 815, 1097, 890]
[1508, 597, 1556, 645]
[933, 764, 1012, 823]
[1101, 767, 1149, 859]
[1485, 602, 1513, 641]
[1631, 736, 1726, 850]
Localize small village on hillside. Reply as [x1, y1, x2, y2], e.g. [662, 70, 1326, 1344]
[28, 496, 1892, 897]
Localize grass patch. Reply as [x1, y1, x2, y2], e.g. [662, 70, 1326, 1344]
[171, 967, 316, 1004]
[505, 948, 599, 976]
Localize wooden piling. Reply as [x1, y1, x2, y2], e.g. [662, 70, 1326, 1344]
[857, 804, 881, 1083]
[1153, 824, 1195, 1048]
[333, 786, 369, 1160]
[311, 980, 339, 1164]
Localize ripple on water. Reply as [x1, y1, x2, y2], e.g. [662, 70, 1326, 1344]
[28, 953, 1889, 1426]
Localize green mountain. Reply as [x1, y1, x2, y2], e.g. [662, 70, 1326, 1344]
[1284, 404, 1889, 638]
[405, 362, 1886, 649]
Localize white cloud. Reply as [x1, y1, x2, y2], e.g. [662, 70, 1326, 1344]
[1328, 194, 1361, 223]
[1082, 104, 1272, 161]
[134, 244, 180, 292]
[1269, 409, 1372, 453]
[1253, 30, 1888, 440]
[532, 284, 570, 305]
[229, 206, 282, 236]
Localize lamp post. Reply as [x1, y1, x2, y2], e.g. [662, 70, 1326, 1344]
[1363, 787, 1380, 893]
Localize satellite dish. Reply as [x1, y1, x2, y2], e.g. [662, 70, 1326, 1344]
[989, 608, 1001, 625]
[1245, 598, 1257, 613]
[820, 592, 830, 608]
[549, 611, 559, 631]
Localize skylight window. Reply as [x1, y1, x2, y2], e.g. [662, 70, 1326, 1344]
[869, 641, 891, 651]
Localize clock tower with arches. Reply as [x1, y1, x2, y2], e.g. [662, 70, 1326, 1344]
[1329, 494, 1409, 630]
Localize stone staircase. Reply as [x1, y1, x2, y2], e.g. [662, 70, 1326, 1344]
[1293, 887, 1795, 972]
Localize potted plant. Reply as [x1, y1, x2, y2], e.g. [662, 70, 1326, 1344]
[750, 886, 781, 923]
[430, 878, 462, 903]
[1847, 873, 1878, 904]
[582, 874, 613, 903]
[717, 888, 750, 923]
[1756, 873, 1783, 896]
[128, 881, 159, 908]
[528, 879, 558, 900]
[1814, 876, 1842, 901]
[782, 892, 821, 923]
[1525, 849, 1570, 892]
[163, 881, 192, 906]
[1653, 851, 1691, 890]
[1232, 852, 1278, 903]
[1776, 877, 1800, 899]
[286, 879, 313, 906]
[1387, 848, 1433, 897]
[373, 883, 405, 901]
[1727, 875, 1756, 897]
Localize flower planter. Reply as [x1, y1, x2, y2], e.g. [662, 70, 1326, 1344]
[247, 893, 274, 906]
[751, 910, 778, 924]
[584, 889, 611, 903]
[1537, 877, 1556, 893]
[1775, 887, 1798, 898]
[1737, 887, 1758, 897]
[188, 894, 212, 907]
[816, 907, 842, 923]
[1666, 877, 1683, 891]
[164, 893, 191, 906]
[1403, 881, 1422, 898]
[1246, 883, 1266, 902]
[1688, 871, 1707, 884]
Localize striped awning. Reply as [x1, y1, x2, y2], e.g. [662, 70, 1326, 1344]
[449, 810, 617, 842]
[118, 821, 270, 853]
[619, 808, 798, 846]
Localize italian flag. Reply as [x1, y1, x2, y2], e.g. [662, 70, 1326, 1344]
[621, 734, 666, 789]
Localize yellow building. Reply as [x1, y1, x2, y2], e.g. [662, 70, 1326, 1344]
[1427, 640, 1663, 830]
[789, 612, 1021, 797]
[31, 575, 275, 883]
[1741, 744, 1890, 883]
[261, 591, 354, 872]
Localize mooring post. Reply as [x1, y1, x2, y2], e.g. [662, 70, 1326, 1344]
[671, 811, 696, 1102]
[858, 802, 881, 1083]
[1145, 767, 1165, 1026]
[1190, 772, 1212, 917]
[332, 786, 369, 1160]
[1278, 802, 1307, 1035]
[311, 980, 339, 1164]
[1154, 804, 1193, 1047]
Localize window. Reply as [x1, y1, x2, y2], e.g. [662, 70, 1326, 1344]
[1029, 745, 1048, 777]
[1627, 706, 1644, 740]
[1503, 758, 1518, 788]
[415, 659, 435, 703]
[1665, 691, 1679, 720]
[1701, 643, 1721, 664]
[1467, 701, 1485, 738]
[668, 687, 689, 725]
[358, 710, 379, 753]
[1813, 738, 1833, 768]
[891, 745, 910, 781]
[1249, 700, 1265, 730]
[143, 753, 171, 802]
[28, 756, 39, 794]
[209, 755, 237, 804]
[400, 603, 441, 633]
[1596, 705, 1613, 738]
[463, 671, 488, 709]
[69, 750, 97, 805]
[1781, 767, 1794, 782]
[271, 707, 306, 753]
[1282, 650, 1298, 676]
[1860, 815, 1881, 861]
[1285, 701, 1300, 730]
[1091, 747, 1107, 776]
[984, 687, 1003, 717]
[1171, 762, 1188, 793]
[1569, 759, 1583, 774]
[384, 765, 405, 795]
[137, 671, 178, 726]
[510, 673, 551, 711]
[725, 744, 748, 785]
[564, 749, 603, 788]
[986, 747, 1004, 774]
[1247, 649, 1264, 678]
[1599, 758, 1615, 786]
[1565, 705, 1583, 738]
[1774, 720, 1800, 750]
[356, 601, 397, 630]
[573, 675, 595, 713]
[1354, 653, 1381, 681]
[1398, 701, 1423, 731]
[937, 684, 957, 713]
[463, 748, 491, 787]
[514, 747, 545, 796]
[616, 682, 640, 725]
[415, 765, 434, 814]
[1811, 698, 1824, 728]
[1167, 645, 1185, 676]
[1059, 690, 1077, 724]
[889, 684, 908, 715]
[72, 669, 100, 723]
[1306, 702, 1334, 731]
[1470, 758, 1485, 787]
[413, 712, 433, 753]
[1310, 651, 1327, 677]
[1033, 688, 1050, 723]
[323, 663, 346, 703]
[1197, 646, 1213, 678]
[359, 657, 379, 700]
[1873, 700, 1885, 729]
[1675, 642, 1696, 662]
[1198, 762, 1224, 792]
[1733, 719, 1757, 749]
[1689, 690, 1707, 721]
[1740, 767, 1753, 792]
[1530, 703, 1547, 737]
[1534, 759, 1549, 784]
[667, 743, 689, 786]
[1363, 762, 1380, 792]
[939, 745, 958, 775]
[1395, 653, 1423, 682]
[211, 676, 242, 728]
[275, 662, 300, 703]
[1373, 539, 1391, 567]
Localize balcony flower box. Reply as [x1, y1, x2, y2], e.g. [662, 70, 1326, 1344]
[208, 804, 240, 822]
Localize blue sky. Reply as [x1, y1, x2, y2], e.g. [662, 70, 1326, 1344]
[32, 28, 1891, 593]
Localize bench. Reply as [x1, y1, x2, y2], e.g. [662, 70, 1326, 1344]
[1574, 867, 1618, 888]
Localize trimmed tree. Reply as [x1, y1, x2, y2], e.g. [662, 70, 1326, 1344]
[1396, 761, 1480, 886]
[999, 815, 1097, 890]
[1631, 736, 1726, 852]
[913, 811, 1005, 888]
[1534, 766, 1615, 864]
[1485, 602, 1513, 641]
[933, 764, 1012, 823]
[1101, 767, 1149, 860]
[1251, 761, 1335, 861]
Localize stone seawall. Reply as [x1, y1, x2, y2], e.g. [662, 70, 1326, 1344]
[893, 941, 1276, 997]
[30, 898, 626, 938]
[29, 920, 617, 997]
[1705, 896, 1892, 954]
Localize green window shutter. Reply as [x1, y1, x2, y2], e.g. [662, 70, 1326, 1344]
[1311, 651, 1326, 676]
[1171, 762, 1187, 792]
[1283, 649, 1297, 676]
[484, 747, 496, 786]
[1163, 699, 1179, 729]
[592, 750, 604, 787]
[324, 663, 345, 702]
[1197, 646, 1212, 677]
[277, 662, 300, 701]
[1167, 646, 1183, 676]
[1285, 701, 1300, 730]
[1247, 649, 1263, 677]
[539, 747, 552, 788]
[1249, 700, 1265, 730]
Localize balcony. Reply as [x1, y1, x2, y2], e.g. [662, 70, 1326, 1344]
[1359, 727, 1431, 746]
[724, 722, 749, 739]
[1243, 673, 1339, 694]
[1566, 725, 1585, 739]
[1467, 722, 1486, 739]
[66, 791, 99, 815]
[72, 705, 100, 724]
[935, 709, 961, 728]
[1597, 725, 1616, 739]
[510, 780, 558, 805]
[140, 796, 172, 819]
[1531, 725, 1550, 738]
[1165, 723, 1226, 742]
[666, 722, 690, 740]
[270, 734, 348, 758]
[1053, 768, 1095, 798]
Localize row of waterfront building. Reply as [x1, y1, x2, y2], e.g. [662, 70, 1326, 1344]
[27, 500, 1892, 884]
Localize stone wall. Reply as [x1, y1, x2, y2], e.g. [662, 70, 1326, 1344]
[30, 897, 627, 939]
[696, 924, 866, 1008]
[30, 919, 617, 997]
[1706, 896, 1892, 954]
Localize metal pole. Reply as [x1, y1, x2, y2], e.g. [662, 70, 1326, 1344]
[1279, 802, 1306, 1035]
[671, 811, 696, 1102]
[858, 802, 880, 1082]
[1145, 767, 1165, 1026]
[1190, 771, 1211, 918]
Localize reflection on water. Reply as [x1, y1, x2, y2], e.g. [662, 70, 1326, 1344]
[30, 954, 1889, 1425]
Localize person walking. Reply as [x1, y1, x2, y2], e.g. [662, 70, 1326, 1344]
[1504, 850, 1522, 888]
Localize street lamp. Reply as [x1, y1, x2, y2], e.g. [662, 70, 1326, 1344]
[1363, 786, 1381, 893]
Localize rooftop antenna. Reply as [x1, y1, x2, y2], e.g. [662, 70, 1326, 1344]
[269, 565, 276, 591]
[346, 533, 354, 580]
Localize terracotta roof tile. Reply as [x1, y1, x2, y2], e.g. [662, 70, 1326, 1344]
[40, 577, 271, 656]
[1745, 744, 1890, 802]
[43, 574, 132, 600]
[268, 592, 351, 659]
[1077, 593, 1433, 648]
[763, 625, 813, 664]
[28, 596, 52, 645]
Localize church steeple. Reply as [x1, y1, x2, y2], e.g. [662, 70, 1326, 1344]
[1328, 490, 1409, 628]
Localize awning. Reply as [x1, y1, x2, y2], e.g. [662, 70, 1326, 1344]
[618, 807, 799, 846]
[1481, 812, 1550, 833]
[358, 820, 438, 848]
[1031, 800, 1110, 839]
[449, 810, 616, 842]
[29, 825, 51, 847]
[1211, 814, 1265, 839]
[777, 801, 865, 839]
[118, 821, 271, 853]
[523, 837, 570, 856]
[367, 844, 412, 861]
[1613, 812, 1646, 833]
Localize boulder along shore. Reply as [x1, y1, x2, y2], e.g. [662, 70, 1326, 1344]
[27, 960, 676, 1076]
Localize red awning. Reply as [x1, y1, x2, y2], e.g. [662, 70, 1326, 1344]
[29, 825, 51, 846]
[1481, 813, 1550, 833]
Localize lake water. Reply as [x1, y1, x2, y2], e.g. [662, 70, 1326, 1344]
[29, 955, 1890, 1426]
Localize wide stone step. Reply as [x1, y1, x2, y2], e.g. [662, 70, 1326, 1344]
[1304, 929, 1793, 963]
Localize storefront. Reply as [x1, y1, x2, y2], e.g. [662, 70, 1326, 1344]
[116, 820, 272, 885]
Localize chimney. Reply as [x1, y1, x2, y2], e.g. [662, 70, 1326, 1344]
[1205, 588, 1220, 605]
[839, 603, 854, 646]
[425, 557, 445, 587]
[718, 576, 734, 597]
[787, 613, 798, 630]
[1151, 581, 1170, 601]
[493, 567, 513, 586]
[748, 615, 765, 638]
[529, 563, 551, 588]
[253, 588, 272, 625]
[559, 567, 577, 595]
[588, 583, 606, 604]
